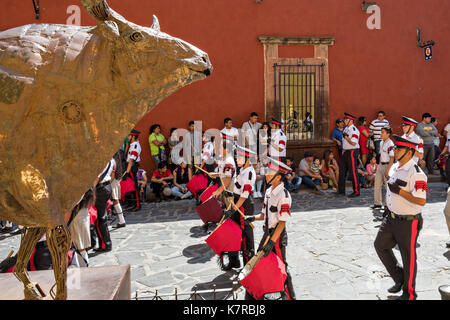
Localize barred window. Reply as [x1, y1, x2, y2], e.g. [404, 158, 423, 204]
[274, 63, 325, 141]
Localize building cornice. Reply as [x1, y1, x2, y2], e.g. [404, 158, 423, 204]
[257, 36, 335, 45]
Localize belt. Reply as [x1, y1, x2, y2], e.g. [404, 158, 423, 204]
[390, 211, 422, 221]
[97, 181, 111, 188]
[381, 162, 389, 165]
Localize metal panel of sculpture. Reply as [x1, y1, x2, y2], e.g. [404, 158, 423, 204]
[0, 0, 212, 299]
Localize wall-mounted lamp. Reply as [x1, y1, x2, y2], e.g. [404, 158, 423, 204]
[362, 1, 377, 11]
[32, 0, 40, 19]
[417, 27, 435, 48]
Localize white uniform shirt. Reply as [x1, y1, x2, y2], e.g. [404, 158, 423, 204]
[379, 139, 395, 163]
[201, 141, 215, 164]
[261, 183, 292, 229]
[386, 159, 427, 216]
[98, 159, 114, 183]
[127, 141, 141, 163]
[402, 132, 424, 164]
[342, 125, 360, 150]
[269, 129, 287, 158]
[233, 165, 256, 199]
[215, 154, 236, 179]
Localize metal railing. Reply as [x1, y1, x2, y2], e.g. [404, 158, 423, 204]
[274, 63, 325, 141]
[134, 281, 241, 300]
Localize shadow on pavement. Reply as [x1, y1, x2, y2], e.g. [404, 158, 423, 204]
[119, 183, 448, 224]
[191, 272, 239, 300]
[444, 250, 450, 261]
[182, 243, 215, 264]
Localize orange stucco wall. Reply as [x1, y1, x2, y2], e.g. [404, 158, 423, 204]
[1, 0, 449, 173]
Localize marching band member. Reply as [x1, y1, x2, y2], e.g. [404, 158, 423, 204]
[201, 131, 216, 173]
[211, 135, 236, 200]
[244, 157, 296, 300]
[401, 116, 425, 168]
[222, 145, 257, 269]
[374, 135, 427, 300]
[122, 129, 142, 210]
[337, 112, 360, 197]
[269, 118, 287, 163]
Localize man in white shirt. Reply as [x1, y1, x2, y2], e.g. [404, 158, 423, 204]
[337, 112, 360, 197]
[241, 112, 262, 156]
[369, 110, 390, 157]
[221, 118, 239, 146]
[372, 127, 395, 213]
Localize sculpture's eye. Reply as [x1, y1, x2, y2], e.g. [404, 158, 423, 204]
[130, 31, 143, 42]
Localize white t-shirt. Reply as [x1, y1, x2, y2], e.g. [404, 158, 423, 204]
[445, 123, 450, 139]
[379, 139, 395, 163]
[221, 127, 239, 145]
[298, 158, 311, 177]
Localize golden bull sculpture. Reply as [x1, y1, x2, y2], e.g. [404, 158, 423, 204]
[0, 0, 212, 299]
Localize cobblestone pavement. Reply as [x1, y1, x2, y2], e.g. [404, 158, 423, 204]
[1, 183, 449, 300]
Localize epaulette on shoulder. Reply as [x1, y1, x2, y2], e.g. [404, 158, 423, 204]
[414, 164, 420, 173]
[284, 189, 289, 198]
[248, 171, 253, 180]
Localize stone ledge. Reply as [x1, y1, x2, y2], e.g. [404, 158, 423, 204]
[258, 36, 335, 46]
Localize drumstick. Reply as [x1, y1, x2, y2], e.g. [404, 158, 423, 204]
[229, 200, 254, 229]
[7, 250, 14, 258]
[239, 235, 271, 280]
[194, 165, 213, 177]
[217, 174, 254, 229]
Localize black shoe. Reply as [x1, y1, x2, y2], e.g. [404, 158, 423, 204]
[347, 192, 360, 198]
[94, 247, 112, 252]
[334, 191, 345, 196]
[370, 204, 382, 210]
[446, 241, 450, 248]
[112, 223, 126, 229]
[388, 282, 403, 293]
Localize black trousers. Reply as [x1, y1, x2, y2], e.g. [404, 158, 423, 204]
[94, 184, 112, 249]
[423, 144, 435, 174]
[252, 227, 296, 300]
[338, 149, 360, 195]
[228, 194, 255, 268]
[130, 162, 141, 208]
[32, 241, 52, 270]
[374, 213, 423, 300]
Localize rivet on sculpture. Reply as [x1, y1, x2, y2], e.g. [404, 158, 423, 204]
[0, 0, 212, 300]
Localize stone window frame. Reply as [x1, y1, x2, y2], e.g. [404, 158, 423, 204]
[258, 36, 335, 148]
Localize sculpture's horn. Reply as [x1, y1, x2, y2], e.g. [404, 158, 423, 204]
[151, 15, 160, 31]
[81, 0, 110, 21]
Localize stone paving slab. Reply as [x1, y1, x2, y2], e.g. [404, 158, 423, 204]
[0, 183, 449, 300]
